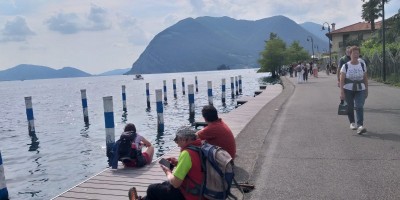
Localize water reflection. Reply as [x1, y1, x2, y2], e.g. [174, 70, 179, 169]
[28, 133, 40, 152]
[80, 123, 90, 138]
[121, 111, 128, 123]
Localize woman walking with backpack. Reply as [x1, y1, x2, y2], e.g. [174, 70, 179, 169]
[339, 46, 368, 135]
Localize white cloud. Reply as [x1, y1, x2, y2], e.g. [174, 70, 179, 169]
[0, 16, 35, 42]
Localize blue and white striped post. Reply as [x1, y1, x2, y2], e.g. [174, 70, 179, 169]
[103, 96, 115, 166]
[163, 80, 167, 103]
[235, 76, 239, 96]
[146, 83, 151, 110]
[195, 76, 199, 93]
[122, 85, 127, 112]
[221, 78, 226, 104]
[156, 89, 164, 132]
[239, 75, 243, 94]
[207, 81, 213, 105]
[182, 78, 186, 95]
[230, 77, 235, 99]
[80, 89, 89, 124]
[188, 84, 195, 123]
[0, 151, 9, 200]
[173, 79, 177, 99]
[25, 96, 36, 139]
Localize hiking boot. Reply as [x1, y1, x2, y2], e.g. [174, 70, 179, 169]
[357, 126, 367, 135]
[350, 123, 357, 130]
[128, 187, 139, 200]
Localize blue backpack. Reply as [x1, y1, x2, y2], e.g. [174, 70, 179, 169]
[188, 142, 242, 200]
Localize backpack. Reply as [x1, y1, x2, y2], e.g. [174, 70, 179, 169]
[118, 132, 146, 167]
[296, 66, 302, 72]
[344, 62, 365, 73]
[187, 142, 243, 200]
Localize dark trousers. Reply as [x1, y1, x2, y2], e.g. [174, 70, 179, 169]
[142, 181, 185, 200]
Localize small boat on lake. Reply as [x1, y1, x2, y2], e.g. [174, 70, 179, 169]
[133, 74, 144, 80]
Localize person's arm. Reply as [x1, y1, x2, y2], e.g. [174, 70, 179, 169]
[141, 137, 152, 147]
[340, 72, 346, 100]
[364, 72, 368, 99]
[161, 165, 183, 188]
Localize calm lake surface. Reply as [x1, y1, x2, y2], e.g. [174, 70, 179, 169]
[0, 68, 269, 199]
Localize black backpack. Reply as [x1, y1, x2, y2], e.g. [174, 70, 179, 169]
[118, 132, 146, 167]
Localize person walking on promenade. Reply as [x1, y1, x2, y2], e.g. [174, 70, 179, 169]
[196, 105, 236, 159]
[128, 126, 204, 200]
[337, 46, 351, 87]
[303, 62, 308, 82]
[313, 62, 318, 78]
[339, 46, 368, 135]
[110, 123, 154, 169]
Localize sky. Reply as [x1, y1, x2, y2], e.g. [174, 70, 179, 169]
[0, 0, 399, 74]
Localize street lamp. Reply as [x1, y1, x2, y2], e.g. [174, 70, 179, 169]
[322, 22, 332, 70]
[307, 36, 314, 59]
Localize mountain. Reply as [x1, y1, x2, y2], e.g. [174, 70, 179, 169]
[300, 22, 329, 42]
[0, 64, 91, 81]
[97, 68, 130, 76]
[127, 15, 329, 74]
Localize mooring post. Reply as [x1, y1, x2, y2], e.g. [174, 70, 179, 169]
[0, 151, 9, 200]
[207, 81, 213, 105]
[182, 78, 186, 95]
[188, 84, 195, 123]
[156, 89, 164, 132]
[195, 76, 199, 93]
[80, 89, 89, 124]
[173, 79, 177, 99]
[239, 75, 242, 94]
[235, 76, 239, 96]
[146, 83, 151, 110]
[103, 96, 115, 166]
[230, 77, 235, 99]
[221, 78, 226, 104]
[24, 96, 37, 140]
[163, 80, 167, 103]
[122, 85, 127, 112]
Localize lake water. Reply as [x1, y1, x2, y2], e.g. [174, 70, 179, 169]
[0, 68, 269, 199]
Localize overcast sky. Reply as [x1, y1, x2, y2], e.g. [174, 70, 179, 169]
[0, 0, 398, 74]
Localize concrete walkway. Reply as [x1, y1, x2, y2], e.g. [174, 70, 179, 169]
[235, 72, 400, 199]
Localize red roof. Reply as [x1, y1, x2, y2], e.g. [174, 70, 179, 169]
[331, 21, 382, 34]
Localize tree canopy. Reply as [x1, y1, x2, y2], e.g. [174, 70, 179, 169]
[361, 0, 390, 30]
[258, 33, 309, 77]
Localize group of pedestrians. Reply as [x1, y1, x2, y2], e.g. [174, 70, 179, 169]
[111, 105, 236, 200]
[289, 61, 319, 84]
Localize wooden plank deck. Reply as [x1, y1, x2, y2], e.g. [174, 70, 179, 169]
[52, 84, 282, 200]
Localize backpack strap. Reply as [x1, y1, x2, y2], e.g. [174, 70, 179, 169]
[345, 62, 365, 72]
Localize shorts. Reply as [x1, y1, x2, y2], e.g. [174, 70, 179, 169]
[123, 152, 151, 167]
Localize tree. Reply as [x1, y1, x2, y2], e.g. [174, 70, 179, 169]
[258, 33, 286, 78]
[285, 41, 309, 65]
[361, 0, 390, 31]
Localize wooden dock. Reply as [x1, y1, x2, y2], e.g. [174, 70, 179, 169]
[52, 84, 282, 200]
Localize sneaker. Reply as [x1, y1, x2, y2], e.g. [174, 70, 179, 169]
[350, 123, 357, 130]
[357, 126, 367, 135]
[128, 187, 139, 200]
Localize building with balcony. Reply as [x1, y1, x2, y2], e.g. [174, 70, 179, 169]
[328, 21, 381, 57]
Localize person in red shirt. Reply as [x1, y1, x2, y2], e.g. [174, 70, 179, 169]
[196, 105, 236, 159]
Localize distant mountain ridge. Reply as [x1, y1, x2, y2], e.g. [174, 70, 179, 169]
[127, 15, 328, 74]
[0, 64, 91, 81]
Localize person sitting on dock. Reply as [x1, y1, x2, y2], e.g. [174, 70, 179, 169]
[196, 105, 236, 159]
[128, 126, 204, 200]
[110, 123, 154, 169]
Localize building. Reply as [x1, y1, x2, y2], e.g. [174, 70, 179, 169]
[328, 21, 382, 57]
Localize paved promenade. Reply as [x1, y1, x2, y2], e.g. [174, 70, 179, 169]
[235, 72, 400, 199]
